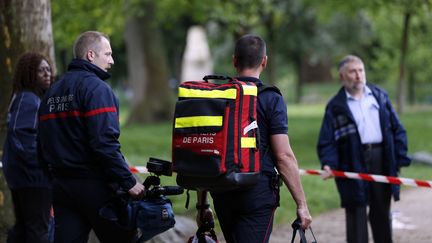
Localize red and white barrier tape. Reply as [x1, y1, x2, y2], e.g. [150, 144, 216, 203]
[1, 161, 430, 188]
[0, 161, 151, 174]
[129, 165, 149, 174]
[300, 169, 432, 188]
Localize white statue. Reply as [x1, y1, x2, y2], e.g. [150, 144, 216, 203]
[181, 26, 213, 82]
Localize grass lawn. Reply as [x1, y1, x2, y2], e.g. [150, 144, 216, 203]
[119, 104, 432, 224]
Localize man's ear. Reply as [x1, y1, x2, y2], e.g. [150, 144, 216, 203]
[86, 50, 94, 62]
[261, 55, 268, 68]
[232, 55, 238, 68]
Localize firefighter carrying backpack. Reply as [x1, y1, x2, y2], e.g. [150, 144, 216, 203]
[172, 75, 274, 191]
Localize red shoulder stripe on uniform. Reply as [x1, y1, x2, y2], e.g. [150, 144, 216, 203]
[84, 107, 117, 117]
[39, 110, 83, 121]
[39, 107, 117, 121]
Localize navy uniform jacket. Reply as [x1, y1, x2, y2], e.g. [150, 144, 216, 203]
[317, 83, 411, 207]
[38, 59, 136, 191]
[2, 91, 51, 189]
[211, 77, 287, 206]
[237, 77, 288, 174]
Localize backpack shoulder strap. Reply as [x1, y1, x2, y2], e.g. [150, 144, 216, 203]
[256, 84, 282, 172]
[258, 84, 282, 95]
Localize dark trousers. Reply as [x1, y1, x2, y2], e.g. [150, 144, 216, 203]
[345, 146, 392, 243]
[8, 187, 52, 243]
[52, 178, 135, 243]
[211, 175, 278, 243]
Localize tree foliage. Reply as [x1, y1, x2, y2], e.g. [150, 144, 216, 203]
[310, 0, 432, 107]
[49, 0, 432, 121]
[51, 0, 124, 75]
[124, 0, 175, 124]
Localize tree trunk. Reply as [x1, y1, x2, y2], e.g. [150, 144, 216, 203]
[263, 11, 276, 85]
[408, 71, 415, 105]
[294, 55, 304, 104]
[0, 171, 14, 242]
[124, 17, 148, 110]
[0, 0, 55, 240]
[295, 66, 304, 104]
[0, 0, 56, 143]
[396, 12, 410, 114]
[125, 1, 174, 124]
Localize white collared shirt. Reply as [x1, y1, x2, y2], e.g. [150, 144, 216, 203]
[346, 86, 383, 144]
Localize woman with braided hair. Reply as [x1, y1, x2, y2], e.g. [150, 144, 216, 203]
[2, 52, 53, 243]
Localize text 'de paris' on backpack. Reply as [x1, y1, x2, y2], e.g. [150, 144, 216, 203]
[172, 75, 275, 192]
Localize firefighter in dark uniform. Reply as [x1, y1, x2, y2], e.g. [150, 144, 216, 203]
[196, 35, 312, 243]
[38, 31, 144, 243]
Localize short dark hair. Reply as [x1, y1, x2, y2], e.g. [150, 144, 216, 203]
[12, 52, 52, 97]
[338, 55, 363, 71]
[234, 34, 266, 70]
[73, 31, 109, 59]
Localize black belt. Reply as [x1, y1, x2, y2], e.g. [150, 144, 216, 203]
[362, 143, 382, 150]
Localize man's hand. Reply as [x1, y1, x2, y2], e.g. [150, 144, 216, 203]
[322, 165, 334, 180]
[297, 205, 312, 230]
[128, 182, 145, 198]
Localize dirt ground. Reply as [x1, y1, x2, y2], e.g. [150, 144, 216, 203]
[100, 186, 432, 243]
[270, 187, 432, 243]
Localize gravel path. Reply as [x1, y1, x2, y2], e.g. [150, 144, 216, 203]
[270, 187, 432, 243]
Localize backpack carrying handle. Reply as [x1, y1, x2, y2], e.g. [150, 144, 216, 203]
[203, 75, 233, 82]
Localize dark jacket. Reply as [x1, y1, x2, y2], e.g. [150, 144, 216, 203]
[38, 59, 136, 191]
[317, 83, 411, 207]
[237, 77, 288, 174]
[211, 77, 287, 218]
[2, 91, 51, 189]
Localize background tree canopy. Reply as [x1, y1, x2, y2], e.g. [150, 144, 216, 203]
[50, 0, 432, 119]
[1, 0, 432, 240]
[1, 0, 431, 142]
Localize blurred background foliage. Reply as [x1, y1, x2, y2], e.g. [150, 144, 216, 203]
[1, 0, 432, 233]
[51, 0, 432, 109]
[48, 0, 432, 222]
